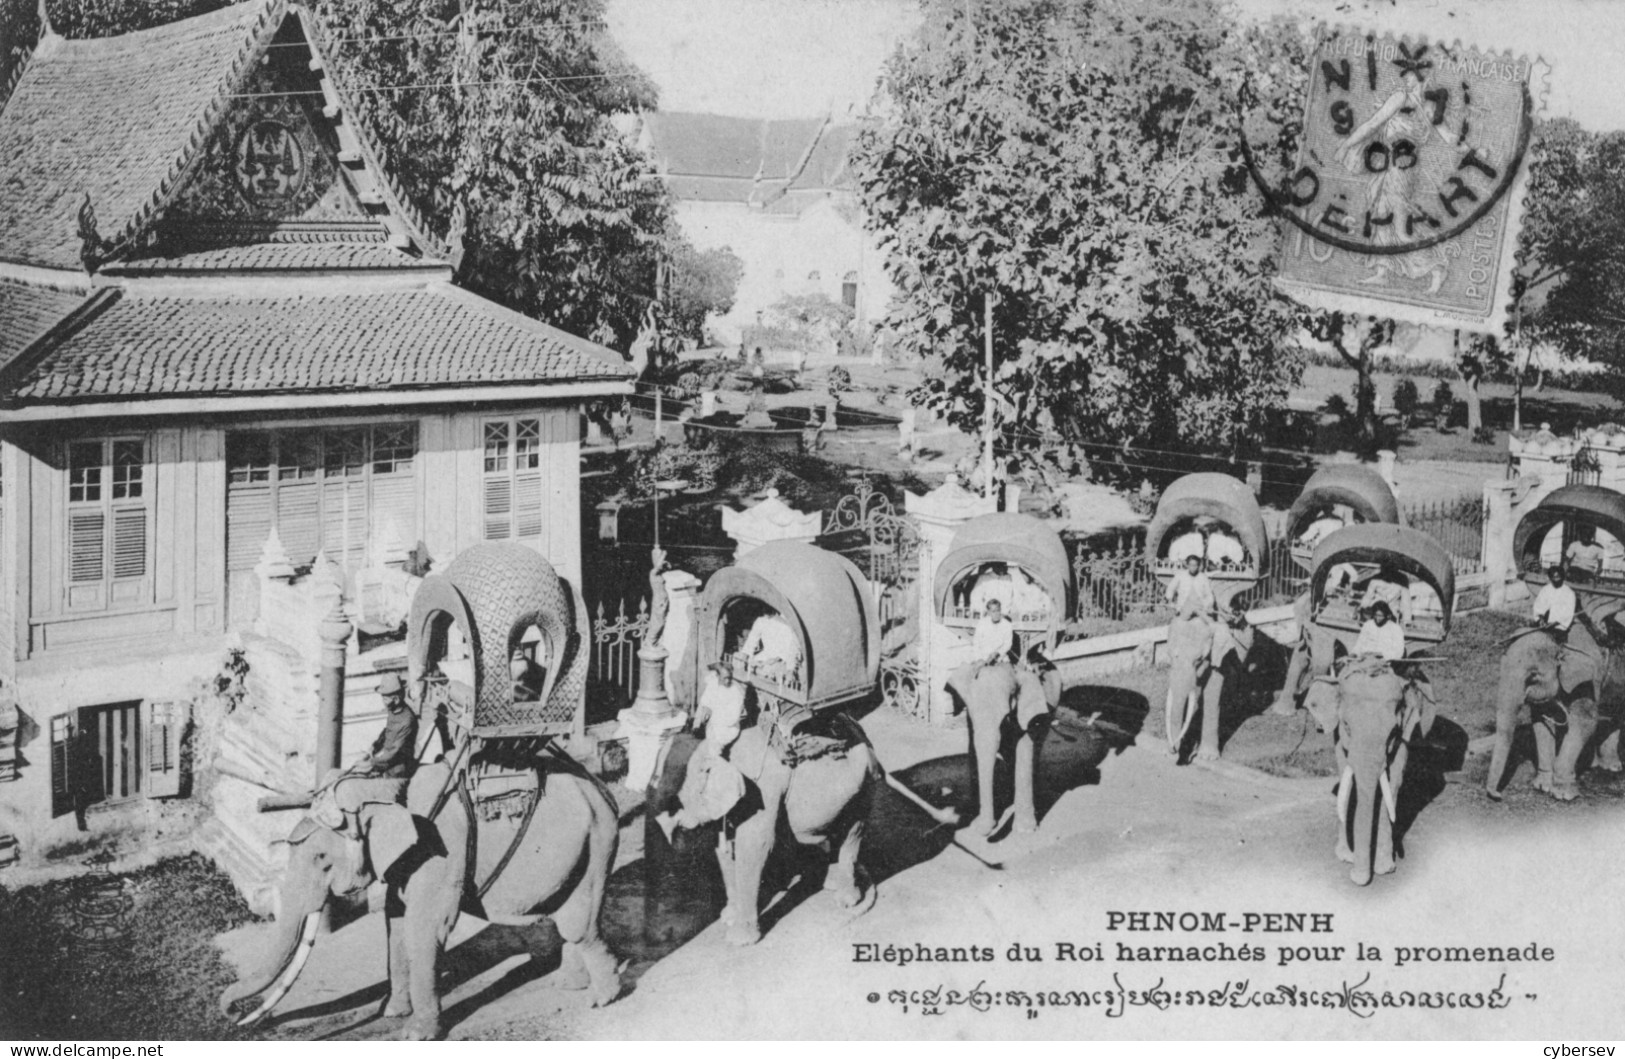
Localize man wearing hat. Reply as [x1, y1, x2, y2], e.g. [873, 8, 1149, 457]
[358, 671, 418, 779]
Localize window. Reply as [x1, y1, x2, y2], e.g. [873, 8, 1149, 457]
[226, 423, 417, 574]
[482, 417, 545, 541]
[66, 438, 149, 611]
[49, 701, 181, 817]
[842, 270, 858, 310]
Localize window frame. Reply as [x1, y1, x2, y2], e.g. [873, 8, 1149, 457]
[64, 435, 152, 613]
[481, 415, 546, 542]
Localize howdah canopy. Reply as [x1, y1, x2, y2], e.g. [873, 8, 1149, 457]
[697, 541, 880, 709]
[1309, 523, 1457, 643]
[931, 512, 1072, 632]
[1513, 484, 1625, 594]
[1145, 473, 1268, 593]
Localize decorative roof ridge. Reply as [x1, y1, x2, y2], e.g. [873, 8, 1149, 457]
[430, 282, 634, 376]
[292, 4, 449, 262]
[0, 285, 119, 391]
[0, 261, 93, 293]
[86, 0, 288, 270]
[0, 35, 35, 113]
[143, 219, 395, 246]
[761, 113, 830, 208]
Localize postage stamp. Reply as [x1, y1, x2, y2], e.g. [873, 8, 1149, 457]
[1273, 29, 1547, 333]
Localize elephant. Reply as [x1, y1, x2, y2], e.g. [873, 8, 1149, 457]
[1304, 662, 1434, 885]
[219, 757, 623, 1040]
[1165, 613, 1254, 762]
[1487, 624, 1625, 801]
[947, 658, 1062, 836]
[655, 714, 880, 947]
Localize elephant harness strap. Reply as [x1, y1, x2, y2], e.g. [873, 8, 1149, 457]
[454, 763, 544, 914]
[760, 702, 858, 768]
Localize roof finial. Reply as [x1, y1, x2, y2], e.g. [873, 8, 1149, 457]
[38, 0, 54, 39]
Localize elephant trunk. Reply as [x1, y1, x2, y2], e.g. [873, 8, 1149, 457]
[219, 909, 323, 1026]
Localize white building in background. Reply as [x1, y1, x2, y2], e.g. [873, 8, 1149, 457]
[637, 112, 896, 347]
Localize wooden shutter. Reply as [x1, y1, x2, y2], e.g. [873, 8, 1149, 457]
[50, 715, 72, 818]
[484, 477, 512, 540]
[514, 470, 543, 539]
[141, 700, 183, 799]
[112, 508, 146, 579]
[69, 511, 104, 582]
[371, 473, 416, 557]
[226, 483, 272, 571]
[276, 478, 321, 567]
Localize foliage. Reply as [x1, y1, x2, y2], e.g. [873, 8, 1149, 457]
[1302, 313, 1393, 454]
[1432, 380, 1455, 410]
[16, 0, 672, 351]
[766, 292, 855, 334]
[0, 854, 260, 1040]
[1392, 377, 1419, 426]
[663, 237, 743, 345]
[827, 365, 852, 395]
[852, 0, 1306, 479]
[1516, 119, 1625, 373]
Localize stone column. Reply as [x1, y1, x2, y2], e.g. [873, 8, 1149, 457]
[616, 648, 686, 792]
[1483, 480, 1517, 608]
[700, 391, 718, 418]
[313, 558, 352, 784]
[1376, 449, 1398, 499]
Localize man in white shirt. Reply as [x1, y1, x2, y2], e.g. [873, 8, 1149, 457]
[1166, 554, 1217, 623]
[1532, 565, 1578, 635]
[660, 664, 749, 839]
[1353, 602, 1406, 661]
[1566, 532, 1605, 582]
[973, 598, 1016, 667]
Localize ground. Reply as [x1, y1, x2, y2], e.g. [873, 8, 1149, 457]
[4, 604, 1622, 1040]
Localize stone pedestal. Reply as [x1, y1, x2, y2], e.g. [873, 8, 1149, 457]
[905, 480, 999, 723]
[700, 391, 718, 418]
[1376, 450, 1398, 499]
[617, 645, 686, 791]
[314, 560, 353, 784]
[721, 488, 821, 558]
[658, 569, 703, 705]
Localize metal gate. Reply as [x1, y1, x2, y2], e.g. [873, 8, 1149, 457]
[590, 595, 649, 709]
[818, 480, 924, 717]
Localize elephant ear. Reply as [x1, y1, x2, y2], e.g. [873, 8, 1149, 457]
[363, 803, 421, 883]
[1402, 679, 1437, 742]
[1303, 676, 1339, 735]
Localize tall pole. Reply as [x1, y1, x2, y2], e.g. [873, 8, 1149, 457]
[983, 292, 994, 501]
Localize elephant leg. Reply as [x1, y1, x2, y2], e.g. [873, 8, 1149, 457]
[969, 711, 1001, 836]
[725, 809, 776, 946]
[715, 830, 739, 927]
[1012, 731, 1038, 833]
[1270, 643, 1309, 716]
[1532, 718, 1558, 794]
[545, 795, 622, 1009]
[383, 911, 412, 1018]
[1597, 726, 1623, 773]
[402, 899, 444, 1040]
[1334, 753, 1354, 864]
[1552, 701, 1598, 801]
[1196, 669, 1225, 762]
[824, 812, 867, 909]
[1373, 746, 1406, 876]
[540, 931, 591, 991]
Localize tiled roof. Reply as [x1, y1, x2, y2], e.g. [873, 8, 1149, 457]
[0, 1, 284, 270]
[108, 223, 426, 273]
[0, 278, 90, 372]
[1, 283, 633, 404]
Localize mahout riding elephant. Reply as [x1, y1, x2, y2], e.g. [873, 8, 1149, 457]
[1304, 661, 1435, 885]
[219, 757, 623, 1040]
[1164, 613, 1254, 763]
[1487, 623, 1625, 801]
[948, 656, 1062, 836]
[655, 712, 880, 947]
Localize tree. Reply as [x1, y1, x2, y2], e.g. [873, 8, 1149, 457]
[1506, 118, 1625, 425]
[1302, 312, 1390, 454]
[15, 0, 672, 351]
[852, 0, 1306, 481]
[662, 238, 743, 345]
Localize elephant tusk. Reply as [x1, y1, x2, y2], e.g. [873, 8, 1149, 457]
[1176, 691, 1198, 746]
[883, 773, 960, 826]
[1379, 768, 1398, 825]
[1336, 766, 1354, 824]
[237, 910, 322, 1027]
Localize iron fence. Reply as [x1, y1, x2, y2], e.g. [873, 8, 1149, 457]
[590, 595, 649, 709]
[1403, 495, 1487, 574]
